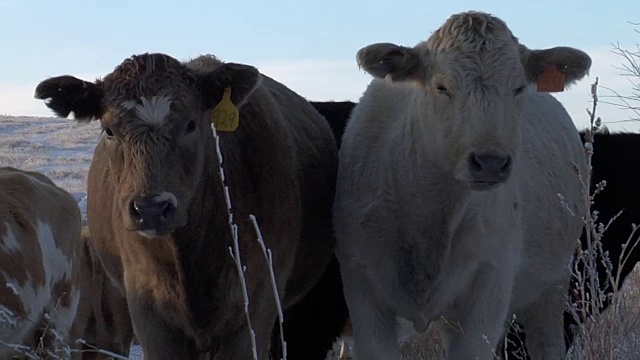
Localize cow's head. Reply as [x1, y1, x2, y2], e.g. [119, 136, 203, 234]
[356, 11, 591, 190]
[35, 53, 261, 238]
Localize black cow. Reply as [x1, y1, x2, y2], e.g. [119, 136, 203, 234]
[272, 102, 356, 360]
[565, 129, 640, 341]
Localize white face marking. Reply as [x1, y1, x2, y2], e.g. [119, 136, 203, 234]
[122, 95, 172, 125]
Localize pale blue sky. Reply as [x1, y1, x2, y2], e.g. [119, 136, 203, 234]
[1, 0, 638, 130]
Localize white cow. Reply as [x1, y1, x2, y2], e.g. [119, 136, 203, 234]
[334, 11, 591, 360]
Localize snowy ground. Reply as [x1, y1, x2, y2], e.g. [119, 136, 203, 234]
[0, 115, 98, 203]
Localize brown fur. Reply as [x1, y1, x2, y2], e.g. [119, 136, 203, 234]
[36, 53, 339, 359]
[69, 226, 134, 359]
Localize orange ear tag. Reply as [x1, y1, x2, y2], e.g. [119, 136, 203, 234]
[211, 87, 240, 132]
[536, 65, 566, 93]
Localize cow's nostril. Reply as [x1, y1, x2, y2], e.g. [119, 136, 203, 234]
[501, 156, 512, 175]
[468, 152, 512, 184]
[129, 196, 176, 230]
[161, 202, 176, 221]
[129, 201, 143, 223]
[470, 154, 483, 173]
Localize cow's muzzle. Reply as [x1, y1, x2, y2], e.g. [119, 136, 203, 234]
[467, 151, 512, 190]
[128, 192, 178, 237]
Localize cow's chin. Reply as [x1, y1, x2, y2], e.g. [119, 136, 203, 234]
[136, 228, 173, 239]
[467, 181, 503, 191]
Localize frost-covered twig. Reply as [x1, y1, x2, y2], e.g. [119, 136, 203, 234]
[0, 340, 40, 360]
[567, 73, 640, 359]
[0, 308, 72, 360]
[73, 339, 130, 360]
[250, 214, 287, 360]
[211, 124, 258, 360]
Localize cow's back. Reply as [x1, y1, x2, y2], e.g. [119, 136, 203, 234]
[258, 75, 340, 304]
[0, 167, 82, 357]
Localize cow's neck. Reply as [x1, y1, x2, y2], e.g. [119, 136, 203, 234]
[171, 151, 236, 336]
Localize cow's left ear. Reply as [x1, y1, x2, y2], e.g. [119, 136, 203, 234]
[34, 75, 104, 123]
[356, 43, 425, 83]
[520, 45, 592, 87]
[200, 63, 262, 108]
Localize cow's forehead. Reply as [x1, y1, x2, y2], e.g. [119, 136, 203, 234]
[120, 95, 174, 126]
[102, 53, 196, 103]
[424, 11, 518, 53]
[419, 13, 524, 88]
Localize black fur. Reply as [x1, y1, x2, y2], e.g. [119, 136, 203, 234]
[271, 258, 349, 359]
[267, 101, 355, 360]
[310, 101, 355, 147]
[566, 131, 640, 341]
[34, 75, 103, 121]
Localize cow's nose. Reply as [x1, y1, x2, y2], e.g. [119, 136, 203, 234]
[129, 194, 177, 230]
[468, 152, 512, 183]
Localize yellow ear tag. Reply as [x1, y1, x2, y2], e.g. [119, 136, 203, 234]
[211, 87, 239, 132]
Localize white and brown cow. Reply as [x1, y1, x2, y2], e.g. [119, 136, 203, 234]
[334, 11, 591, 360]
[35, 53, 339, 359]
[0, 167, 82, 358]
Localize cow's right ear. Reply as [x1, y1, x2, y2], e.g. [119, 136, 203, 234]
[356, 43, 425, 83]
[200, 63, 262, 109]
[34, 75, 104, 123]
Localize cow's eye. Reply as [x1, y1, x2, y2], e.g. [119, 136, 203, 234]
[103, 127, 114, 138]
[185, 120, 197, 134]
[435, 83, 451, 97]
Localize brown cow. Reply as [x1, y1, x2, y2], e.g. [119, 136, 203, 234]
[70, 225, 134, 359]
[35, 53, 339, 359]
[0, 167, 82, 358]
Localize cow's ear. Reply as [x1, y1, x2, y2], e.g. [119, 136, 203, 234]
[34, 75, 104, 123]
[200, 63, 262, 109]
[520, 45, 592, 88]
[356, 42, 425, 83]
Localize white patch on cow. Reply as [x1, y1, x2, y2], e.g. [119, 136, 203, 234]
[138, 229, 158, 238]
[155, 191, 178, 208]
[121, 100, 137, 111]
[5, 283, 18, 295]
[0, 220, 79, 348]
[396, 317, 418, 343]
[0, 304, 17, 331]
[0, 224, 21, 253]
[122, 96, 172, 125]
[36, 220, 80, 337]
